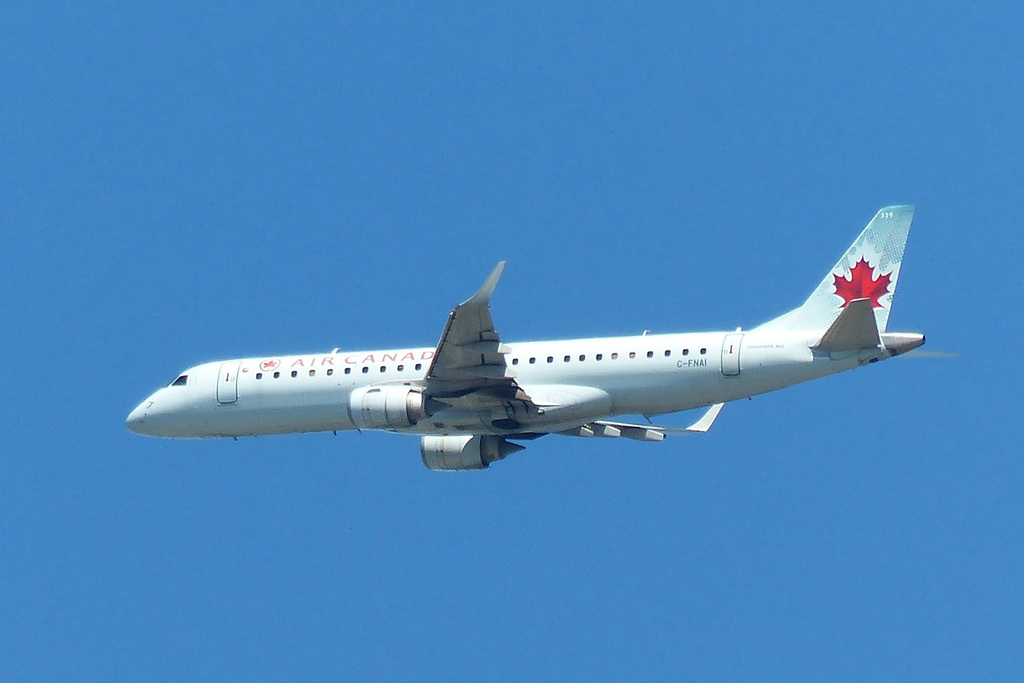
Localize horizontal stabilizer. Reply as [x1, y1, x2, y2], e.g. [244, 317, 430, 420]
[812, 298, 880, 352]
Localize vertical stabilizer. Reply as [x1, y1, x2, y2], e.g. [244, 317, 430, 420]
[756, 206, 914, 333]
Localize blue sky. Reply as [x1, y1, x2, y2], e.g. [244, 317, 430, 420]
[2, 3, 1020, 680]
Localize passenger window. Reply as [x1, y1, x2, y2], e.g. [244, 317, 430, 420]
[512, 358, 519, 366]
[273, 371, 280, 379]
[547, 356, 553, 363]
[611, 352, 618, 360]
[256, 372, 263, 380]
[579, 354, 585, 362]
[664, 350, 671, 357]
[327, 368, 334, 376]
[683, 349, 689, 356]
[596, 354, 603, 361]
[647, 351, 654, 358]
[170, 375, 188, 387]
[380, 366, 386, 373]
[629, 352, 636, 359]
[309, 370, 316, 377]
[415, 363, 422, 371]
[700, 347, 707, 355]
[344, 368, 351, 375]
[529, 357, 536, 364]
[291, 370, 298, 378]
[362, 367, 369, 374]
[397, 364, 404, 371]
[564, 355, 571, 362]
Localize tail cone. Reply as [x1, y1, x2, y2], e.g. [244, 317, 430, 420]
[881, 332, 926, 356]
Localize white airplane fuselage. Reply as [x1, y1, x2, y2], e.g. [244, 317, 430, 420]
[126, 329, 899, 439]
[127, 206, 925, 468]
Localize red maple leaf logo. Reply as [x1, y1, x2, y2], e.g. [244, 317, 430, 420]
[259, 359, 280, 372]
[832, 257, 892, 308]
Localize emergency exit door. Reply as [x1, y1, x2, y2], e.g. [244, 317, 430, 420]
[721, 333, 743, 377]
[217, 361, 241, 404]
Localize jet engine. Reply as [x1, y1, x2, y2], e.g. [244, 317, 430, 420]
[420, 435, 525, 471]
[349, 385, 429, 430]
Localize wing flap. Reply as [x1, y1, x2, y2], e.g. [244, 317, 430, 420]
[436, 364, 509, 381]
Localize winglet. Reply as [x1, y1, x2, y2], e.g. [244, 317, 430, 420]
[464, 261, 506, 305]
[812, 298, 881, 352]
[685, 403, 724, 433]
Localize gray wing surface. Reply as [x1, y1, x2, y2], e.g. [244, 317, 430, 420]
[425, 262, 533, 411]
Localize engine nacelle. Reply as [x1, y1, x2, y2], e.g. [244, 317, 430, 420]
[349, 385, 429, 430]
[420, 435, 525, 471]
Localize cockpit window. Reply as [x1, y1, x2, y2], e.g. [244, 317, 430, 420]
[170, 374, 188, 387]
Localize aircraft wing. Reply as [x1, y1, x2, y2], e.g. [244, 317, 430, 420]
[425, 262, 533, 409]
[558, 404, 725, 441]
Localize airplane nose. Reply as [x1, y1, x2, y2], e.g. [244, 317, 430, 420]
[126, 402, 151, 434]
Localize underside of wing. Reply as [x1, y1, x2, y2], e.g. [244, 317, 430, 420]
[425, 262, 535, 412]
[556, 403, 725, 441]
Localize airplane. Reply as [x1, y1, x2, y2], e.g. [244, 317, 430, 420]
[127, 206, 925, 470]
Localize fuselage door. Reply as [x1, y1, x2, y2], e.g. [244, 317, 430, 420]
[217, 361, 241, 404]
[721, 333, 743, 377]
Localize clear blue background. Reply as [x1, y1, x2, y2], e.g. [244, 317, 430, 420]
[1, 3, 1019, 680]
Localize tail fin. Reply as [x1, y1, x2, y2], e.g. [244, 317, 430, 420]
[756, 205, 914, 333]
